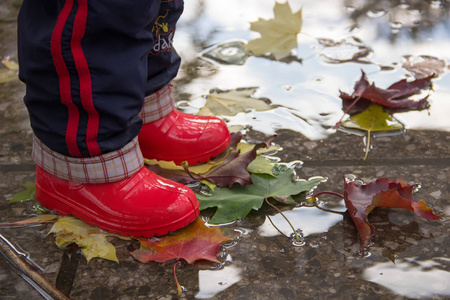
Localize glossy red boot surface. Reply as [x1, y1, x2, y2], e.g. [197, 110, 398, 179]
[138, 110, 230, 165]
[35, 166, 199, 237]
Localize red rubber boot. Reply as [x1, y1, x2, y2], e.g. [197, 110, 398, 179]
[35, 166, 199, 237]
[138, 110, 231, 165]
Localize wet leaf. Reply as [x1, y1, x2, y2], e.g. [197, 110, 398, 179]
[341, 104, 404, 160]
[339, 71, 434, 118]
[147, 133, 277, 187]
[197, 167, 323, 224]
[245, 2, 302, 60]
[402, 55, 447, 79]
[9, 183, 36, 203]
[198, 87, 271, 117]
[131, 217, 234, 264]
[49, 217, 130, 263]
[318, 37, 372, 64]
[185, 135, 276, 188]
[341, 104, 403, 133]
[343, 177, 442, 251]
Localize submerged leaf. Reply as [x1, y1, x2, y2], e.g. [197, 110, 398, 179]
[131, 217, 234, 264]
[343, 177, 442, 251]
[197, 167, 323, 224]
[245, 2, 303, 60]
[49, 217, 130, 263]
[198, 87, 271, 117]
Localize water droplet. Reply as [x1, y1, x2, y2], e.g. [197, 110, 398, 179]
[345, 174, 357, 182]
[344, 6, 356, 12]
[366, 10, 387, 18]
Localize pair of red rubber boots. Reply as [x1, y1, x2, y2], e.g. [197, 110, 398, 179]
[35, 111, 230, 237]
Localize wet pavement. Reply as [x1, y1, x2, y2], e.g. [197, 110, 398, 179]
[1, 0, 449, 299]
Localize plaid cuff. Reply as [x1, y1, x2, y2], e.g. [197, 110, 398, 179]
[139, 83, 175, 124]
[32, 136, 144, 184]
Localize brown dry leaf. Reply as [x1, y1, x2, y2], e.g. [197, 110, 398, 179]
[402, 55, 447, 79]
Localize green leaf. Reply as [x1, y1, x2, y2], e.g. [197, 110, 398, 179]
[197, 167, 322, 224]
[9, 183, 36, 203]
[341, 103, 404, 132]
[247, 155, 275, 177]
[341, 104, 404, 160]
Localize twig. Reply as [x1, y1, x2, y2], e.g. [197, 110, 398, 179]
[0, 234, 70, 300]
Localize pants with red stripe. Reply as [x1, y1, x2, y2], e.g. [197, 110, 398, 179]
[18, 0, 183, 158]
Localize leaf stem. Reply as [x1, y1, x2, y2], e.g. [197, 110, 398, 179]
[264, 197, 301, 243]
[309, 191, 344, 199]
[173, 259, 183, 297]
[363, 131, 371, 161]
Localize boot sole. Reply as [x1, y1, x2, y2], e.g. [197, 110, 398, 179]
[35, 182, 200, 237]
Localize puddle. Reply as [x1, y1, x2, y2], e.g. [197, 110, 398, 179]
[258, 199, 346, 239]
[363, 257, 450, 299]
[195, 264, 242, 299]
[176, 0, 450, 142]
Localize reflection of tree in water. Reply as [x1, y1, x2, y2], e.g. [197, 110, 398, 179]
[343, 0, 450, 42]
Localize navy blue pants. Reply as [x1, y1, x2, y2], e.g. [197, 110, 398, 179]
[18, 0, 183, 158]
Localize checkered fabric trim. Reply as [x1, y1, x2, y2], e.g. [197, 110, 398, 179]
[32, 135, 144, 184]
[139, 83, 175, 124]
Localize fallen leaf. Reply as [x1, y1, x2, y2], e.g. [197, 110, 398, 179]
[185, 135, 276, 188]
[197, 166, 323, 224]
[318, 37, 372, 64]
[49, 217, 130, 263]
[147, 133, 277, 187]
[245, 2, 303, 60]
[402, 55, 447, 79]
[9, 183, 36, 203]
[0, 69, 19, 84]
[198, 87, 271, 117]
[131, 217, 234, 264]
[341, 104, 404, 160]
[338, 71, 434, 122]
[343, 177, 442, 251]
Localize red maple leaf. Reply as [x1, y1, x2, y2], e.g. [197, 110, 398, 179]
[336, 71, 434, 127]
[343, 177, 442, 251]
[131, 217, 234, 264]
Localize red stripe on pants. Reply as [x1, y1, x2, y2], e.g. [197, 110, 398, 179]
[50, 0, 82, 157]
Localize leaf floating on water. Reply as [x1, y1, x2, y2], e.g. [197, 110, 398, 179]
[49, 217, 130, 263]
[317, 37, 372, 64]
[339, 71, 434, 117]
[343, 177, 442, 252]
[198, 87, 272, 117]
[0, 215, 57, 228]
[131, 217, 234, 264]
[402, 55, 447, 79]
[341, 104, 404, 159]
[245, 2, 303, 60]
[197, 166, 323, 224]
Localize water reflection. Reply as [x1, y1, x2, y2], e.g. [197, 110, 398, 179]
[177, 0, 450, 142]
[363, 257, 450, 298]
[196, 265, 242, 299]
[258, 202, 346, 238]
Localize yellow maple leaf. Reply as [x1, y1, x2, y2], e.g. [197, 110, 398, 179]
[245, 1, 303, 60]
[49, 217, 130, 263]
